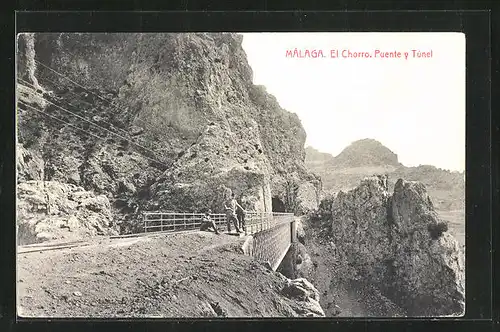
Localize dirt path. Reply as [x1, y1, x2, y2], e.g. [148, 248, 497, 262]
[302, 220, 406, 317]
[17, 230, 314, 318]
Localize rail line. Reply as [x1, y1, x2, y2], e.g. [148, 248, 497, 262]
[17, 228, 203, 254]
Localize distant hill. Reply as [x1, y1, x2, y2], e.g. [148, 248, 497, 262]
[305, 146, 334, 164]
[305, 139, 465, 212]
[327, 138, 401, 169]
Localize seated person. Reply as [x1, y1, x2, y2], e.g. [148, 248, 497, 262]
[200, 209, 220, 235]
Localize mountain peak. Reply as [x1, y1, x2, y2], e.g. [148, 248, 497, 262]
[331, 139, 400, 168]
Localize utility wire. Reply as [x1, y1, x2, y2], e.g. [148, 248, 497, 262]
[21, 74, 150, 144]
[18, 100, 169, 169]
[17, 81, 169, 168]
[34, 58, 185, 129]
[18, 101, 104, 141]
[34, 58, 149, 127]
[18, 78, 161, 159]
[34, 59, 117, 106]
[28, 73, 132, 137]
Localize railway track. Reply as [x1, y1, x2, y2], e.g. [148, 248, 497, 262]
[17, 229, 208, 254]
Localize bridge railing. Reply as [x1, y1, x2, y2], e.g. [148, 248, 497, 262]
[244, 212, 294, 235]
[142, 211, 295, 235]
[143, 212, 227, 233]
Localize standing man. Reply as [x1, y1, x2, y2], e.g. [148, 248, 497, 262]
[224, 193, 243, 233]
[236, 198, 247, 233]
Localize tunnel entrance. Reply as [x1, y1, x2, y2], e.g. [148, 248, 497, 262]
[272, 196, 286, 212]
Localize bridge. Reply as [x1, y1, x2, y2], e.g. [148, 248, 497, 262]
[142, 211, 298, 271]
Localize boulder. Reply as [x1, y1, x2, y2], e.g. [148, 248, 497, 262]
[128, 125, 144, 136]
[281, 277, 325, 317]
[17, 180, 117, 244]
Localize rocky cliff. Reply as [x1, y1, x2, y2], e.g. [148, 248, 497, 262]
[16, 33, 320, 241]
[321, 175, 465, 316]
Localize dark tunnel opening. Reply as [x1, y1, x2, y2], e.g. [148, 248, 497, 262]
[272, 196, 286, 213]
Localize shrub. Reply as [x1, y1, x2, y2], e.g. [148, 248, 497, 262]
[427, 221, 448, 239]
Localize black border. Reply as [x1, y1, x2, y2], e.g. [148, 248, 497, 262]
[1, 9, 495, 332]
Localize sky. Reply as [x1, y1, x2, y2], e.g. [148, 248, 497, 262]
[241, 33, 465, 172]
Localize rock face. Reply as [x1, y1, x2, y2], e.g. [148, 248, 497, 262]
[16, 32, 320, 241]
[295, 182, 320, 214]
[17, 146, 45, 182]
[17, 180, 117, 244]
[149, 120, 274, 213]
[326, 175, 465, 316]
[388, 179, 465, 316]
